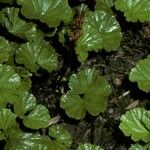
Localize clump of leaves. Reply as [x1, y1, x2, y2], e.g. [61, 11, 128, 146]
[60, 69, 112, 119]
[0, 0, 150, 149]
[120, 57, 150, 149]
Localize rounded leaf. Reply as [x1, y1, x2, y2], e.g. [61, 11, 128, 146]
[60, 69, 112, 119]
[17, 0, 73, 27]
[129, 58, 150, 92]
[5, 133, 52, 150]
[76, 10, 121, 61]
[0, 37, 11, 63]
[119, 108, 150, 143]
[0, 108, 16, 130]
[61, 91, 86, 119]
[129, 143, 149, 150]
[0, 8, 43, 41]
[14, 90, 37, 118]
[0, 64, 20, 90]
[115, 0, 150, 22]
[0, 64, 21, 107]
[14, 67, 32, 91]
[95, 0, 115, 11]
[48, 124, 72, 147]
[23, 105, 50, 129]
[15, 40, 58, 73]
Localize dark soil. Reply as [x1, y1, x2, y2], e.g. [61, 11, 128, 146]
[31, 21, 150, 150]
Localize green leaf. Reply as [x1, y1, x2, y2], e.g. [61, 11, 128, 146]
[95, 0, 115, 10]
[0, 64, 21, 107]
[58, 27, 70, 45]
[14, 90, 37, 118]
[0, 64, 20, 90]
[5, 132, 68, 150]
[76, 10, 121, 61]
[23, 105, 50, 129]
[78, 143, 104, 150]
[5, 133, 52, 150]
[51, 140, 69, 150]
[15, 40, 58, 73]
[142, 111, 150, 131]
[119, 108, 150, 143]
[60, 69, 112, 119]
[0, 8, 43, 41]
[14, 67, 32, 91]
[115, 0, 150, 22]
[61, 91, 85, 119]
[48, 124, 72, 147]
[129, 58, 150, 92]
[17, 0, 73, 27]
[0, 108, 16, 131]
[0, 36, 11, 63]
[129, 143, 150, 150]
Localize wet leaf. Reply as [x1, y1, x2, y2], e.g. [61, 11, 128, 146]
[115, 0, 150, 22]
[0, 8, 43, 41]
[23, 105, 50, 129]
[78, 143, 104, 150]
[17, 0, 73, 27]
[0, 64, 20, 90]
[60, 69, 112, 119]
[119, 108, 150, 142]
[76, 10, 121, 61]
[0, 108, 16, 130]
[49, 124, 72, 147]
[95, 0, 115, 11]
[0, 64, 21, 107]
[15, 40, 58, 73]
[129, 143, 150, 150]
[142, 111, 150, 131]
[14, 67, 32, 91]
[14, 90, 37, 118]
[0, 37, 11, 63]
[129, 58, 150, 92]
[5, 133, 52, 150]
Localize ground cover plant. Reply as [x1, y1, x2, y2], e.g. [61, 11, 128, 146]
[0, 0, 150, 149]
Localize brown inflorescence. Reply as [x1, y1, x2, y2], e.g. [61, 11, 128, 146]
[69, 12, 84, 41]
